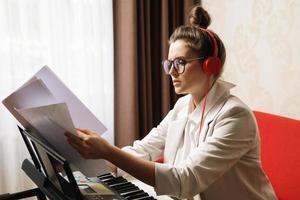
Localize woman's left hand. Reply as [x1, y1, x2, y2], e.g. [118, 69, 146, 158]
[65, 128, 111, 159]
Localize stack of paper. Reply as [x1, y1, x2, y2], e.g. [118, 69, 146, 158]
[2, 66, 109, 177]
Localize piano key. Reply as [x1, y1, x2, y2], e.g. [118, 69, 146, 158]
[115, 185, 139, 194]
[126, 192, 149, 200]
[98, 173, 114, 179]
[121, 189, 144, 197]
[100, 177, 116, 182]
[105, 177, 128, 185]
[110, 181, 134, 189]
[112, 182, 136, 189]
[95, 173, 160, 200]
[109, 181, 131, 188]
[123, 190, 145, 197]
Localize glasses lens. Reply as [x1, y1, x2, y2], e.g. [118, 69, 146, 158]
[162, 60, 172, 74]
[174, 58, 185, 74]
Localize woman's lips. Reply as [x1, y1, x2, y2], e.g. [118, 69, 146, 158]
[173, 80, 181, 86]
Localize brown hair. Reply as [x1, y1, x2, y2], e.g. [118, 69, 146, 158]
[169, 6, 226, 77]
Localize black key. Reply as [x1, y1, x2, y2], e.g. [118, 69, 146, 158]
[116, 185, 139, 194]
[105, 177, 127, 185]
[98, 173, 114, 179]
[111, 181, 137, 190]
[121, 190, 143, 197]
[126, 192, 148, 200]
[100, 177, 117, 183]
[111, 181, 131, 187]
[109, 181, 130, 188]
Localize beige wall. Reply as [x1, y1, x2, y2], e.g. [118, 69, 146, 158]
[203, 0, 300, 120]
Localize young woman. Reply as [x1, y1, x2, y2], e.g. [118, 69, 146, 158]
[66, 6, 277, 200]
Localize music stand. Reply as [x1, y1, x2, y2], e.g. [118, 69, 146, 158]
[0, 126, 47, 200]
[0, 126, 83, 200]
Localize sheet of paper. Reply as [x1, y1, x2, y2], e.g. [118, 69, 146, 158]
[2, 78, 58, 128]
[2, 66, 109, 176]
[16, 103, 110, 176]
[33, 66, 107, 135]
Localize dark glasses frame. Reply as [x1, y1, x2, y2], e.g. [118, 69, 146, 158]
[162, 57, 204, 75]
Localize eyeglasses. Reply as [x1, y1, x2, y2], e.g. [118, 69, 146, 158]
[162, 57, 204, 75]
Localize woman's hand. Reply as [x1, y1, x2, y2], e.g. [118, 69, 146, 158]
[65, 128, 155, 186]
[65, 128, 111, 159]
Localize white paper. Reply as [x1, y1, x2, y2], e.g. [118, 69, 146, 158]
[2, 78, 58, 128]
[33, 66, 107, 135]
[2, 66, 110, 177]
[16, 103, 109, 176]
[16, 103, 77, 136]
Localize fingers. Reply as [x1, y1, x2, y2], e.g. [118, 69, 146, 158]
[65, 132, 84, 146]
[76, 128, 92, 135]
[65, 128, 103, 159]
[76, 130, 88, 139]
[65, 133, 90, 158]
[65, 132, 83, 140]
[68, 141, 89, 159]
[65, 129, 90, 140]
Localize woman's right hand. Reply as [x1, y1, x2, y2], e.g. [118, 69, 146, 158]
[65, 128, 112, 160]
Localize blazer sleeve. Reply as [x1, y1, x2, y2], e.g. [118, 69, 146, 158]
[116, 96, 190, 176]
[154, 106, 257, 198]
[116, 109, 174, 176]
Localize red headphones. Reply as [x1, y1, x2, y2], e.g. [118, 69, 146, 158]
[200, 28, 222, 76]
[197, 29, 222, 137]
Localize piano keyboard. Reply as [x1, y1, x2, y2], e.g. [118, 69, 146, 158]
[96, 173, 157, 200]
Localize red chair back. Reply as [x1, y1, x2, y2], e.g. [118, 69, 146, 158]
[254, 111, 300, 200]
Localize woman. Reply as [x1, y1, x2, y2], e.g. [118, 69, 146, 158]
[66, 6, 277, 200]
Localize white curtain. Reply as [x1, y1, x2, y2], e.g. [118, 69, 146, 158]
[0, 0, 114, 195]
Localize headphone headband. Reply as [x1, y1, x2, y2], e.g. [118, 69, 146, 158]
[198, 28, 221, 76]
[199, 28, 218, 58]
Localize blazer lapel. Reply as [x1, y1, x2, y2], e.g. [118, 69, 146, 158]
[164, 101, 190, 165]
[164, 80, 235, 163]
[189, 80, 234, 143]
[165, 118, 188, 164]
[199, 80, 233, 142]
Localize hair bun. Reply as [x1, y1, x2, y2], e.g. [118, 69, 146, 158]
[189, 6, 211, 29]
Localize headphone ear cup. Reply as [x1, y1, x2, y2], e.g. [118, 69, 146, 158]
[203, 57, 222, 75]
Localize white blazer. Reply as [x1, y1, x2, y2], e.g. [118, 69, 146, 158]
[121, 80, 277, 200]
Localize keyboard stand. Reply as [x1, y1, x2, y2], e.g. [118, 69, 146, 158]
[0, 188, 45, 200]
[0, 159, 69, 200]
[22, 158, 69, 200]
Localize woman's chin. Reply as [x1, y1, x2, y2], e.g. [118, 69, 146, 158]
[174, 87, 186, 94]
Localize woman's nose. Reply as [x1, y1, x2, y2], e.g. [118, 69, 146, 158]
[169, 65, 178, 76]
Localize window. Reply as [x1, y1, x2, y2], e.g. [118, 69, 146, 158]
[0, 0, 113, 193]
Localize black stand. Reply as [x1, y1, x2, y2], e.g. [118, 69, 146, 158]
[0, 126, 47, 200]
[0, 188, 45, 200]
[25, 158, 71, 200]
[0, 126, 72, 200]
[0, 158, 68, 200]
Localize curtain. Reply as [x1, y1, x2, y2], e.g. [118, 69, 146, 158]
[0, 0, 114, 195]
[114, 0, 195, 147]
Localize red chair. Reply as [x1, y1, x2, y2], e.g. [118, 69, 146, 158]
[254, 111, 300, 200]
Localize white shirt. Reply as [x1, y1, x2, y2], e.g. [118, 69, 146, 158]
[174, 101, 204, 167]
